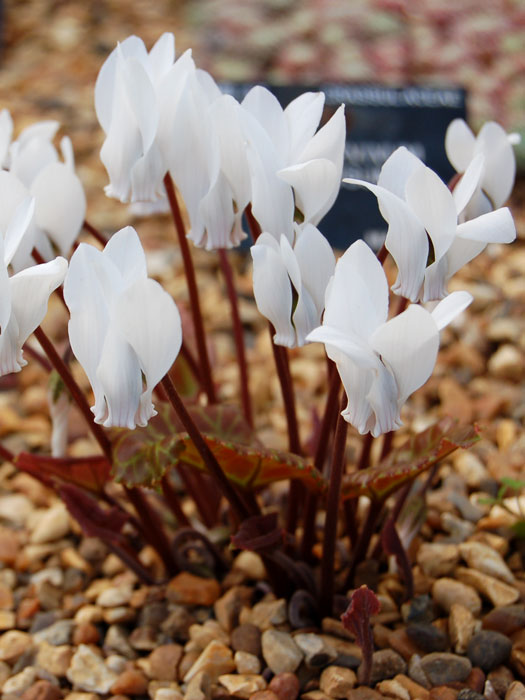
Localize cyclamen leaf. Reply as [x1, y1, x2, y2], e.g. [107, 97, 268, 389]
[341, 585, 380, 686]
[381, 519, 414, 599]
[341, 419, 480, 502]
[15, 452, 111, 495]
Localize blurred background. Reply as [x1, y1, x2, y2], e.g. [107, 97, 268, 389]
[0, 0, 523, 220]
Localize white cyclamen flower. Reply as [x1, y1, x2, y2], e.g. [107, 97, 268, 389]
[1, 116, 86, 264]
[241, 87, 346, 241]
[345, 147, 516, 302]
[63, 226, 182, 429]
[251, 223, 335, 347]
[445, 118, 520, 219]
[0, 196, 68, 375]
[95, 33, 176, 203]
[306, 240, 472, 437]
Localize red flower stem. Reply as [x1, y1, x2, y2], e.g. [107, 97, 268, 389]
[320, 395, 348, 618]
[300, 367, 341, 560]
[33, 326, 113, 463]
[179, 341, 201, 385]
[357, 433, 374, 470]
[23, 343, 53, 372]
[163, 173, 217, 405]
[176, 464, 218, 529]
[31, 248, 68, 311]
[161, 374, 250, 521]
[345, 499, 383, 588]
[83, 220, 108, 246]
[377, 242, 388, 265]
[218, 248, 253, 428]
[245, 204, 262, 242]
[0, 443, 14, 463]
[160, 474, 191, 528]
[124, 486, 179, 575]
[380, 431, 394, 461]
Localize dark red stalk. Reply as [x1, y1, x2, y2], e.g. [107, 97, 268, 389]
[33, 326, 113, 463]
[345, 499, 383, 588]
[380, 431, 394, 461]
[161, 374, 250, 522]
[23, 343, 53, 372]
[176, 463, 219, 529]
[218, 248, 253, 428]
[320, 395, 349, 618]
[83, 220, 108, 247]
[300, 367, 341, 560]
[357, 432, 374, 470]
[244, 204, 262, 242]
[163, 173, 217, 405]
[376, 242, 388, 265]
[179, 341, 201, 385]
[125, 486, 179, 575]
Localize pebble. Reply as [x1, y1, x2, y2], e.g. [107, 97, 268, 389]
[455, 567, 520, 607]
[213, 586, 252, 633]
[268, 672, 300, 700]
[401, 596, 436, 625]
[240, 599, 287, 631]
[488, 344, 523, 380]
[483, 605, 525, 636]
[319, 665, 356, 697]
[440, 513, 475, 543]
[431, 579, 482, 616]
[66, 645, 118, 693]
[33, 620, 74, 646]
[232, 552, 266, 580]
[420, 653, 472, 685]
[128, 625, 162, 650]
[74, 606, 103, 625]
[408, 655, 431, 690]
[20, 679, 63, 700]
[456, 691, 484, 700]
[110, 669, 149, 696]
[166, 573, 220, 607]
[161, 606, 194, 642]
[231, 624, 262, 657]
[376, 678, 410, 700]
[449, 604, 478, 654]
[417, 544, 460, 578]
[184, 670, 210, 700]
[405, 624, 448, 653]
[487, 666, 514, 697]
[293, 633, 337, 668]
[153, 689, 184, 700]
[394, 673, 430, 700]
[183, 640, 235, 683]
[187, 620, 229, 651]
[250, 692, 279, 700]
[0, 630, 34, 662]
[29, 505, 70, 544]
[218, 673, 266, 697]
[35, 642, 73, 677]
[104, 624, 136, 659]
[466, 631, 512, 672]
[147, 644, 183, 681]
[234, 650, 260, 675]
[369, 649, 407, 684]
[261, 630, 303, 675]
[505, 681, 525, 700]
[72, 623, 100, 646]
[2, 667, 38, 695]
[96, 585, 134, 608]
[0, 610, 15, 630]
[458, 542, 515, 584]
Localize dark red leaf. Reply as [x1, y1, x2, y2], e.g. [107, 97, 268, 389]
[381, 519, 413, 599]
[15, 452, 111, 495]
[341, 585, 381, 686]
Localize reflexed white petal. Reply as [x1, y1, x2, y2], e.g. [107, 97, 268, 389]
[242, 86, 289, 163]
[431, 290, 473, 331]
[197, 171, 239, 250]
[10, 137, 58, 188]
[323, 239, 388, 337]
[377, 146, 423, 200]
[453, 153, 484, 216]
[294, 224, 335, 317]
[119, 54, 158, 154]
[0, 315, 23, 375]
[0, 237, 11, 335]
[278, 159, 338, 224]
[284, 92, 324, 163]
[103, 226, 147, 286]
[157, 49, 195, 147]
[445, 119, 476, 173]
[147, 33, 175, 86]
[306, 325, 379, 370]
[196, 68, 222, 103]
[31, 162, 86, 255]
[365, 362, 402, 437]
[405, 165, 457, 264]
[456, 207, 516, 244]
[9, 257, 68, 344]
[129, 140, 166, 203]
[292, 285, 318, 347]
[114, 277, 182, 398]
[0, 109, 13, 168]
[16, 121, 60, 149]
[444, 237, 486, 280]
[371, 304, 439, 405]
[4, 197, 35, 266]
[60, 136, 75, 170]
[422, 257, 449, 301]
[475, 122, 516, 207]
[328, 347, 374, 435]
[251, 241, 294, 347]
[296, 105, 345, 171]
[95, 325, 142, 428]
[344, 179, 428, 302]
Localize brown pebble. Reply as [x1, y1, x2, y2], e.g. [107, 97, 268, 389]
[231, 623, 262, 657]
[466, 667, 485, 693]
[73, 622, 100, 645]
[0, 583, 14, 610]
[166, 572, 220, 606]
[269, 671, 300, 700]
[0, 528, 19, 565]
[394, 673, 430, 700]
[249, 692, 279, 700]
[147, 644, 183, 681]
[178, 650, 200, 679]
[17, 598, 40, 625]
[110, 669, 148, 696]
[506, 681, 525, 700]
[347, 688, 384, 699]
[428, 688, 458, 700]
[20, 680, 63, 700]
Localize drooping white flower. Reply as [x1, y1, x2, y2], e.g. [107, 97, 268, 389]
[1, 115, 86, 265]
[251, 223, 335, 347]
[445, 119, 520, 218]
[95, 33, 177, 203]
[306, 240, 472, 437]
[345, 147, 516, 302]
[240, 87, 346, 241]
[0, 197, 68, 375]
[63, 226, 182, 429]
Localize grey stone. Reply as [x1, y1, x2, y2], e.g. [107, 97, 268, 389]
[420, 652, 472, 685]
